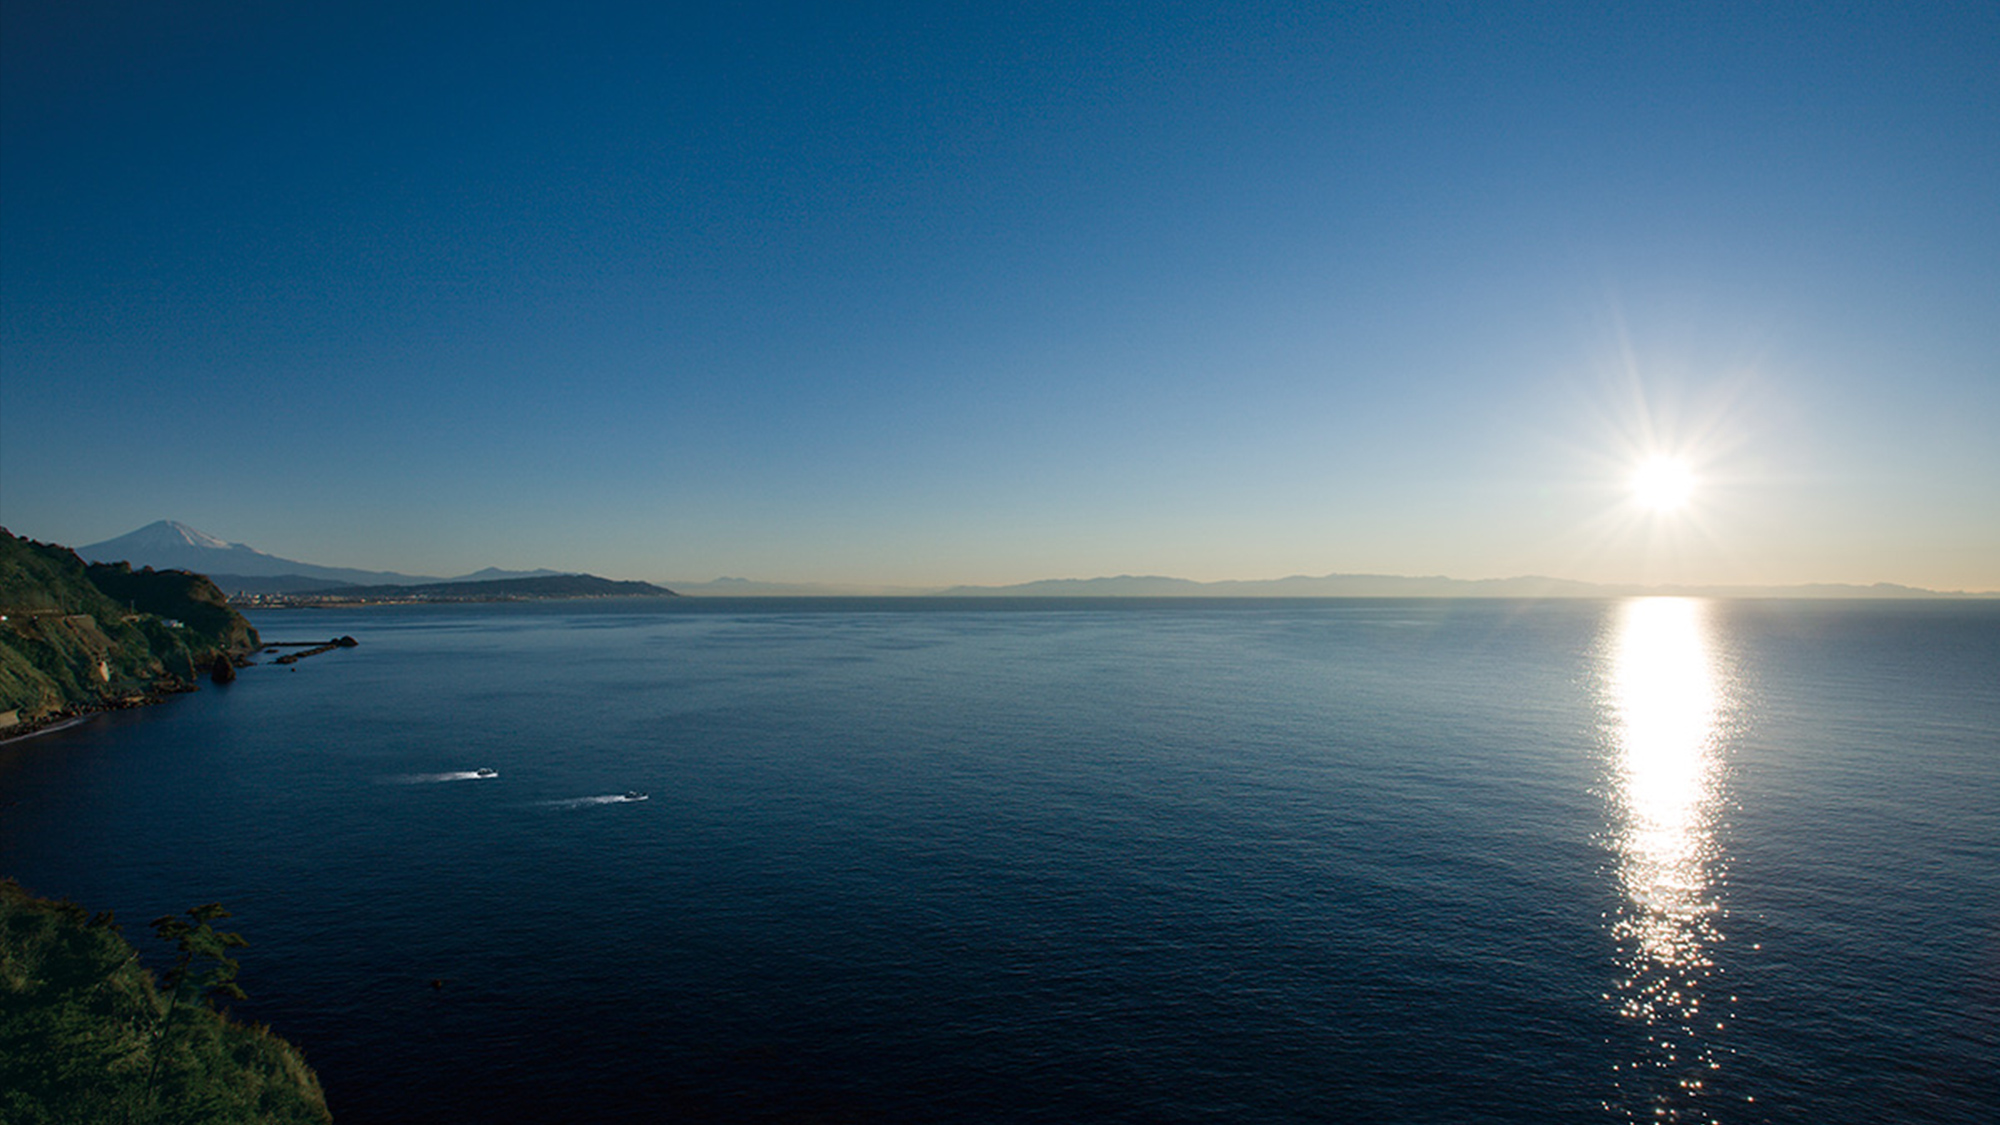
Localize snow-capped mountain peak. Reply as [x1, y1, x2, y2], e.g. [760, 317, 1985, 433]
[77, 520, 436, 585]
[131, 520, 244, 552]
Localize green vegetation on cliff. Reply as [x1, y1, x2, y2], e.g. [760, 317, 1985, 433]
[0, 529, 260, 723]
[0, 880, 331, 1125]
[86, 560, 260, 655]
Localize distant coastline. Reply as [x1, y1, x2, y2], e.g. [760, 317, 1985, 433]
[665, 574, 1999, 599]
[62, 519, 1995, 603]
[232, 573, 678, 607]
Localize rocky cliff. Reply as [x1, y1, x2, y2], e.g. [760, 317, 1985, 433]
[0, 530, 260, 728]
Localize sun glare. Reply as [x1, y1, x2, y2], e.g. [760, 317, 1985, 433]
[1632, 457, 1696, 512]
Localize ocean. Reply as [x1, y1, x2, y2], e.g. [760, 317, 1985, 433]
[1, 597, 1995, 1123]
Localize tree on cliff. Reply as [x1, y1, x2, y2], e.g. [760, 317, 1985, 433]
[137, 903, 251, 1123]
[0, 881, 329, 1125]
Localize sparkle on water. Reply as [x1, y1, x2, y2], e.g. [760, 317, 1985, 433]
[1602, 597, 1735, 1122]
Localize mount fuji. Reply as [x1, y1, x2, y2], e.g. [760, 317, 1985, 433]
[77, 520, 564, 592]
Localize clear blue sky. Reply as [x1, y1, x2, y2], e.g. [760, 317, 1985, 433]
[4, 2, 1995, 589]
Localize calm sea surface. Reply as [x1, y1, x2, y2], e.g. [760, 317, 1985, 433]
[2, 598, 1995, 1123]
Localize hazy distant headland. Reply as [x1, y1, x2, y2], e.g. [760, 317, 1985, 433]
[928, 573, 1997, 599]
[671, 573, 1995, 599]
[243, 573, 678, 606]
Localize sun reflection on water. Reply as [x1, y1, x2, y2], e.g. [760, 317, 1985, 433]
[1601, 598, 1734, 1122]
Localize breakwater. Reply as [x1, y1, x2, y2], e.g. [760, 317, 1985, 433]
[266, 636, 359, 664]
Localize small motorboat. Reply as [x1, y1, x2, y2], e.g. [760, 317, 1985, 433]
[474, 768, 498, 778]
[622, 791, 649, 801]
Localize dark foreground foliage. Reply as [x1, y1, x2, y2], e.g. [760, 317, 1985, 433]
[0, 879, 330, 1125]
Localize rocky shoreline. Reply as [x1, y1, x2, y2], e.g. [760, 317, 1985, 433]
[0, 635, 363, 745]
[0, 675, 201, 744]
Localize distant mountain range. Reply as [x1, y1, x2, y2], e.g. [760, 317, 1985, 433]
[79, 522, 1987, 601]
[81, 521, 441, 587]
[934, 573, 1993, 599]
[666, 573, 1990, 598]
[78, 521, 635, 597]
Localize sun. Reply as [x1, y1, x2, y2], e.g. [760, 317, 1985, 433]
[1632, 456, 1696, 512]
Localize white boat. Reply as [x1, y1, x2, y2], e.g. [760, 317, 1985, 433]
[475, 768, 498, 778]
[622, 791, 648, 801]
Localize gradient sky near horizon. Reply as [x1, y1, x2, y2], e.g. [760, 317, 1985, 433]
[4, 2, 1996, 589]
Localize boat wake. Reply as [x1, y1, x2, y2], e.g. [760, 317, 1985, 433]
[541, 793, 649, 808]
[388, 769, 500, 784]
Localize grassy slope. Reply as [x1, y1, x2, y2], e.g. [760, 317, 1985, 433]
[0, 530, 260, 719]
[86, 561, 260, 656]
[0, 880, 330, 1125]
